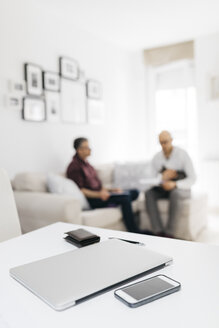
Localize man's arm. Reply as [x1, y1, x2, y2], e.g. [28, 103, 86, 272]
[175, 152, 196, 189]
[143, 155, 163, 187]
[67, 164, 110, 200]
[81, 188, 110, 201]
[161, 169, 184, 190]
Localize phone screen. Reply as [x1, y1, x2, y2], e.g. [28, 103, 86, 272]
[123, 277, 174, 300]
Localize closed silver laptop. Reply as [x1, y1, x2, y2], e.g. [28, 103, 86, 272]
[10, 239, 172, 310]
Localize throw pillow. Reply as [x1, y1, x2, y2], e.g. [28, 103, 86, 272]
[47, 173, 90, 210]
[12, 172, 47, 192]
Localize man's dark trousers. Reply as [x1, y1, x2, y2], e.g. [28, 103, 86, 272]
[87, 189, 139, 233]
[145, 187, 191, 235]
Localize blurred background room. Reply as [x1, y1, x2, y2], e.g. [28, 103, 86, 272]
[1, 0, 219, 243]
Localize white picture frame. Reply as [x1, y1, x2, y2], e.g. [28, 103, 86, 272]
[61, 79, 87, 123]
[45, 91, 60, 122]
[87, 99, 105, 124]
[8, 80, 25, 94]
[6, 96, 22, 111]
[86, 79, 102, 99]
[59, 57, 79, 81]
[22, 97, 46, 122]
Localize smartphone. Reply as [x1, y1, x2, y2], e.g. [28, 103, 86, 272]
[114, 275, 181, 308]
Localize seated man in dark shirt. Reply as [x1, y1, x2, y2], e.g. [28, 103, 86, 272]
[66, 137, 142, 233]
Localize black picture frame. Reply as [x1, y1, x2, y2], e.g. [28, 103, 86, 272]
[24, 63, 43, 96]
[22, 96, 46, 122]
[59, 56, 79, 81]
[43, 71, 60, 92]
[86, 79, 102, 99]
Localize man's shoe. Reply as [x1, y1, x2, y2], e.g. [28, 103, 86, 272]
[156, 231, 166, 237]
[140, 229, 156, 236]
[164, 233, 175, 239]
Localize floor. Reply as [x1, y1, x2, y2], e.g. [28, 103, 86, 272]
[196, 213, 219, 245]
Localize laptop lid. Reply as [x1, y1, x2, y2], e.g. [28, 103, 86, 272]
[10, 239, 172, 310]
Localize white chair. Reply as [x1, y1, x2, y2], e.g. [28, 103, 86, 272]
[0, 168, 21, 242]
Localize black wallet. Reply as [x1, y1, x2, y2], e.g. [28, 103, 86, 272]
[64, 228, 100, 247]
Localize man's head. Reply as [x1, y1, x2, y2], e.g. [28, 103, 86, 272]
[73, 137, 91, 160]
[159, 131, 173, 155]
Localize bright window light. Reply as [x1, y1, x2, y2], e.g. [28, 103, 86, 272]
[152, 61, 198, 160]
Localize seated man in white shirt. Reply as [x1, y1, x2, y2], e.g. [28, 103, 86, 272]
[145, 130, 196, 238]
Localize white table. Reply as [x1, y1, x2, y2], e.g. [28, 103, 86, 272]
[0, 222, 219, 328]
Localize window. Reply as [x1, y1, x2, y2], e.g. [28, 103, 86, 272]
[150, 60, 198, 160]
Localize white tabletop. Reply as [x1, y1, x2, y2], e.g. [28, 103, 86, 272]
[0, 222, 219, 328]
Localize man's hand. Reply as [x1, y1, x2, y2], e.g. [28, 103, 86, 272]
[99, 189, 110, 201]
[162, 169, 177, 181]
[162, 181, 176, 191]
[110, 188, 123, 194]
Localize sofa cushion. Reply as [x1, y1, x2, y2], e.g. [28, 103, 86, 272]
[13, 172, 47, 192]
[81, 207, 122, 228]
[94, 163, 114, 189]
[113, 161, 152, 191]
[47, 173, 90, 210]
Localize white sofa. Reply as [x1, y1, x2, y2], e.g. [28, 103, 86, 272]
[12, 162, 208, 241]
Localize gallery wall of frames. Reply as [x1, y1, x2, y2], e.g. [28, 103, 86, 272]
[9, 56, 104, 125]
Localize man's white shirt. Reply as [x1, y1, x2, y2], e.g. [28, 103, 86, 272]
[149, 146, 196, 190]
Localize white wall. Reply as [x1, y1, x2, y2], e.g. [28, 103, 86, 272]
[195, 33, 219, 207]
[0, 0, 147, 177]
[195, 33, 219, 160]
